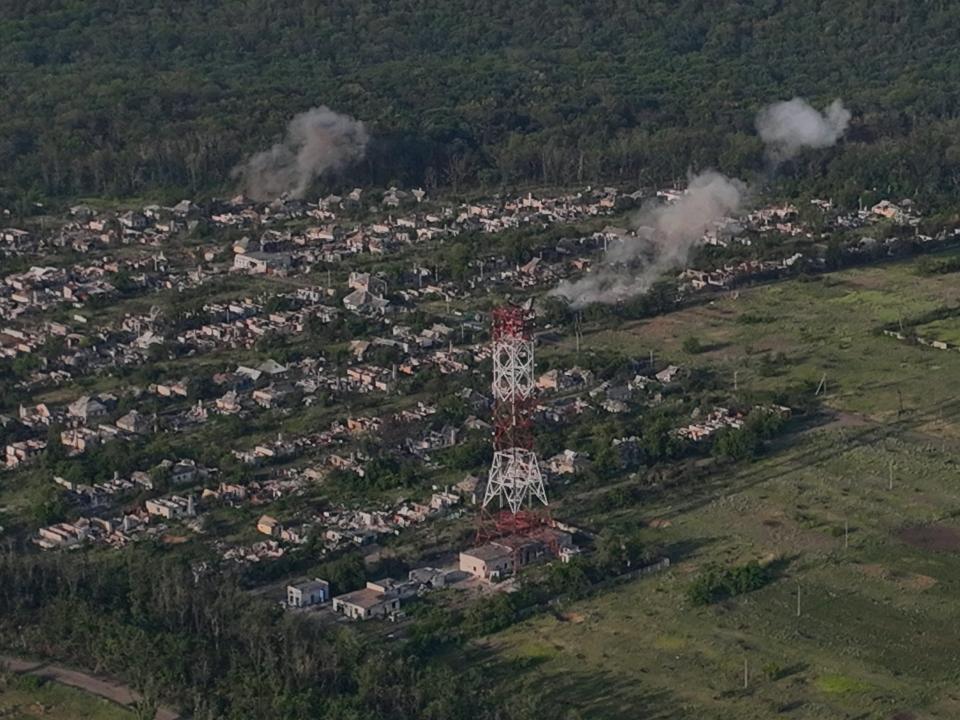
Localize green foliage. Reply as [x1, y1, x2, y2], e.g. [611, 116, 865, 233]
[687, 560, 772, 605]
[438, 435, 492, 471]
[682, 336, 704, 354]
[27, 482, 68, 526]
[712, 407, 787, 461]
[916, 255, 960, 276]
[762, 661, 785, 681]
[737, 312, 772, 325]
[0, 550, 499, 720]
[7, 2, 960, 205]
[320, 553, 368, 595]
[330, 453, 418, 493]
[712, 426, 760, 461]
[593, 526, 647, 574]
[11, 352, 41, 378]
[642, 413, 685, 462]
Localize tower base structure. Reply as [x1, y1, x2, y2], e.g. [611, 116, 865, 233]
[483, 447, 547, 514]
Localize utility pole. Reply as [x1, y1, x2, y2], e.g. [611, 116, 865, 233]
[743, 658, 749, 689]
[796, 582, 801, 618]
[844, 519, 849, 550]
[888, 460, 894, 491]
[734, 370, 739, 392]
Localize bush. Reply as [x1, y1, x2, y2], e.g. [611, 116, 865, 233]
[687, 561, 772, 605]
[762, 661, 785, 681]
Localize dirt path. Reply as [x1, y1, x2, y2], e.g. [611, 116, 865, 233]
[0, 654, 180, 720]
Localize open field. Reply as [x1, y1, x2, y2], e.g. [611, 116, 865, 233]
[563, 259, 960, 430]
[912, 315, 960, 347]
[0, 678, 133, 720]
[477, 257, 960, 719]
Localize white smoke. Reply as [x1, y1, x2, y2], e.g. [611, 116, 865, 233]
[756, 97, 851, 163]
[233, 106, 369, 201]
[552, 98, 852, 307]
[552, 171, 747, 307]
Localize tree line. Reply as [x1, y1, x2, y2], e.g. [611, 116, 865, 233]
[3, 1, 960, 207]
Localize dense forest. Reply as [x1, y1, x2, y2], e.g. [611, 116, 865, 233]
[3, 1, 960, 206]
[0, 547, 526, 720]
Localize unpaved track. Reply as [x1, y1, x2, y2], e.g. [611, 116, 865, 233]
[0, 654, 180, 720]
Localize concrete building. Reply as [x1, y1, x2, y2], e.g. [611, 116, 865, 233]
[459, 543, 514, 581]
[5, 439, 46, 467]
[257, 515, 281, 537]
[117, 410, 152, 434]
[144, 495, 193, 520]
[233, 251, 292, 274]
[408, 567, 451, 590]
[169, 459, 200, 485]
[35, 521, 90, 549]
[287, 579, 330, 608]
[460, 528, 574, 581]
[67, 395, 109, 423]
[331, 582, 401, 620]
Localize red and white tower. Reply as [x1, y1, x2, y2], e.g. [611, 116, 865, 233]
[482, 305, 548, 518]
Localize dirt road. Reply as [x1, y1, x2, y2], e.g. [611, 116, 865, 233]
[0, 654, 180, 720]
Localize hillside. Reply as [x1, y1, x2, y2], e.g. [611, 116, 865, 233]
[3, 0, 960, 205]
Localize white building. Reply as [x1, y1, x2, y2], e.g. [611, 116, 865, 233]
[287, 579, 330, 608]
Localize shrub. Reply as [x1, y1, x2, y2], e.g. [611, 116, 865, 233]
[687, 561, 772, 605]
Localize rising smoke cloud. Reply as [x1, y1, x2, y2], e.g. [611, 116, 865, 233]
[755, 97, 851, 163]
[552, 97, 852, 307]
[551, 171, 747, 307]
[232, 106, 369, 201]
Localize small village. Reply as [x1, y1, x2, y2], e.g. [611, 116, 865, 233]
[0, 183, 945, 626]
[6, 8, 960, 719]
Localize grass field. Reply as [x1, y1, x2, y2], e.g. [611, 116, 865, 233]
[476, 257, 960, 719]
[566, 261, 960, 428]
[913, 315, 960, 347]
[0, 678, 133, 720]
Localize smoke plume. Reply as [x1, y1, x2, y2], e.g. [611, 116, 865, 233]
[551, 98, 850, 307]
[233, 106, 369, 201]
[552, 171, 746, 307]
[755, 97, 851, 163]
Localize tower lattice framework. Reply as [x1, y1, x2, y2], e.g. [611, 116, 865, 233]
[482, 305, 548, 515]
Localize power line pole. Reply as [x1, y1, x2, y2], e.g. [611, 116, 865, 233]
[796, 582, 801, 618]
